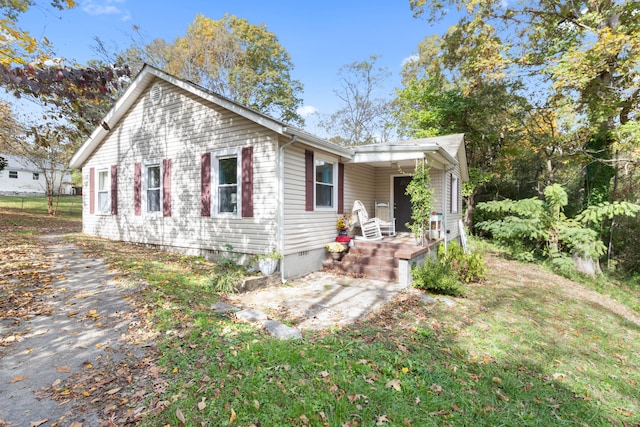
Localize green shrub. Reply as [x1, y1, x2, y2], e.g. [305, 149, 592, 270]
[411, 255, 464, 296]
[208, 244, 248, 293]
[438, 241, 486, 283]
[546, 252, 579, 279]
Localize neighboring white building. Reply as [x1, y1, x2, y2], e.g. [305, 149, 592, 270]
[0, 153, 72, 195]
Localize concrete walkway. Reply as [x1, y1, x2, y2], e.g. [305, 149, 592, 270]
[0, 235, 148, 426]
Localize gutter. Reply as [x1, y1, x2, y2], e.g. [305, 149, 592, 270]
[283, 126, 352, 158]
[278, 134, 297, 283]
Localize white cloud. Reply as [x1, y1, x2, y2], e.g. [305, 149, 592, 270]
[82, 0, 131, 20]
[401, 54, 419, 67]
[297, 105, 319, 118]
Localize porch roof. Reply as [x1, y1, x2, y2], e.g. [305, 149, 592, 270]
[350, 134, 468, 181]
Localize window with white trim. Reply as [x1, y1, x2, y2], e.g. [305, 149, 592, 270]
[145, 163, 162, 213]
[9, 171, 17, 179]
[97, 169, 110, 214]
[315, 158, 336, 209]
[212, 149, 241, 217]
[451, 175, 459, 213]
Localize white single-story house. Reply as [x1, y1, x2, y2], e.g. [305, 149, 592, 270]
[0, 153, 72, 195]
[69, 65, 468, 283]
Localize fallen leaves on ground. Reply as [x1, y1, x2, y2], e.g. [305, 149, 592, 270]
[2, 211, 162, 426]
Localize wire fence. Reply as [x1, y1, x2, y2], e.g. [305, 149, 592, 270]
[0, 195, 83, 218]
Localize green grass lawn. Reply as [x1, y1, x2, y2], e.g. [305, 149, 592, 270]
[1, 201, 639, 426]
[0, 194, 82, 218]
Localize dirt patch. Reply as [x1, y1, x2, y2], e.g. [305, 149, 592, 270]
[486, 254, 640, 327]
[224, 271, 410, 330]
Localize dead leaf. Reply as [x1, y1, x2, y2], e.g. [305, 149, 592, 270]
[496, 389, 510, 401]
[176, 408, 186, 425]
[105, 387, 122, 395]
[319, 371, 330, 378]
[85, 309, 100, 319]
[69, 423, 83, 427]
[376, 415, 390, 425]
[385, 379, 402, 391]
[56, 366, 71, 373]
[197, 397, 206, 411]
[492, 377, 502, 385]
[29, 420, 49, 427]
[10, 375, 27, 383]
[229, 408, 237, 425]
[429, 383, 442, 393]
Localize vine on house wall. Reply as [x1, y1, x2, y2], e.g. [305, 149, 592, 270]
[405, 160, 434, 244]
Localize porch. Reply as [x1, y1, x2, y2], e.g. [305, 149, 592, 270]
[321, 232, 442, 286]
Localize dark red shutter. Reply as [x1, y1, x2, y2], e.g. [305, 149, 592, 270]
[242, 146, 254, 217]
[89, 167, 95, 214]
[305, 150, 314, 211]
[111, 165, 118, 215]
[134, 162, 141, 216]
[338, 163, 344, 214]
[201, 153, 211, 216]
[163, 158, 172, 217]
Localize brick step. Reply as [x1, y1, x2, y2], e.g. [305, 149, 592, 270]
[341, 253, 398, 267]
[322, 259, 397, 281]
[348, 247, 400, 258]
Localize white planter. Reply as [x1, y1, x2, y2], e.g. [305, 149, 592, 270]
[258, 258, 278, 276]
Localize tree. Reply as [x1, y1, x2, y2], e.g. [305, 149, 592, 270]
[476, 184, 640, 274]
[395, 40, 532, 227]
[0, 101, 22, 153]
[1, 0, 76, 66]
[409, 0, 640, 206]
[108, 15, 304, 124]
[2, 121, 75, 215]
[320, 56, 396, 145]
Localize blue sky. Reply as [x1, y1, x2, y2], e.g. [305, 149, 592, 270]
[15, 0, 452, 134]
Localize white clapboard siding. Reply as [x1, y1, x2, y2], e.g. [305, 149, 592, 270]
[430, 168, 444, 214]
[82, 78, 279, 255]
[445, 164, 463, 241]
[282, 143, 347, 254]
[343, 162, 375, 216]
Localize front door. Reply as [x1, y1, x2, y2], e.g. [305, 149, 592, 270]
[393, 176, 413, 232]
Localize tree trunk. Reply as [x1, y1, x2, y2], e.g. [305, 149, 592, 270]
[463, 190, 476, 231]
[583, 133, 615, 207]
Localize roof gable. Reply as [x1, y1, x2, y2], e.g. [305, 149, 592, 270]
[70, 65, 312, 168]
